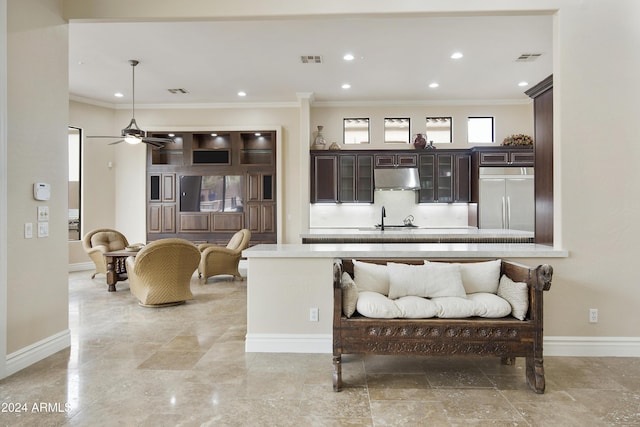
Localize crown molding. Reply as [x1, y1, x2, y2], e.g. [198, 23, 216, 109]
[69, 94, 117, 109]
[311, 98, 532, 108]
[70, 94, 531, 110]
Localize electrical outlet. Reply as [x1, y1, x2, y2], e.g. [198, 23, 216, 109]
[589, 308, 598, 323]
[309, 307, 319, 322]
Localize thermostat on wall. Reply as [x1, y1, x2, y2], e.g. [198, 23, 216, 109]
[34, 183, 51, 201]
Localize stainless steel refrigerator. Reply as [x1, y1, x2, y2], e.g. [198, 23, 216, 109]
[479, 167, 534, 231]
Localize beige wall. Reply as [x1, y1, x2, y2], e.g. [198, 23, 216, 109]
[3, 0, 640, 375]
[108, 106, 301, 244]
[68, 101, 117, 264]
[60, 1, 640, 343]
[6, 0, 69, 354]
[311, 103, 534, 150]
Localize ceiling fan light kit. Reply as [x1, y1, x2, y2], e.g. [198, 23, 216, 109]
[87, 59, 173, 148]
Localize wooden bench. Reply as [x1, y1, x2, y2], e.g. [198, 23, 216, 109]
[332, 259, 554, 393]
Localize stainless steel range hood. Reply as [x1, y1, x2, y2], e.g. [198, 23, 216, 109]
[374, 168, 421, 191]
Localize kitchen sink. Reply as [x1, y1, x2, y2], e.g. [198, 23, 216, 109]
[358, 224, 418, 231]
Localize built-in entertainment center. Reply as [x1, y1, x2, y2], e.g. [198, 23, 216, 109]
[146, 130, 276, 246]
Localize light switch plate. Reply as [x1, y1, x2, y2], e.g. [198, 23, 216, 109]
[37, 206, 49, 222]
[25, 223, 33, 239]
[38, 222, 49, 238]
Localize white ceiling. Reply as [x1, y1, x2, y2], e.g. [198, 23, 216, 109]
[68, 14, 552, 107]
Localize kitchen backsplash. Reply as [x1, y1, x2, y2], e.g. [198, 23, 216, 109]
[309, 191, 470, 228]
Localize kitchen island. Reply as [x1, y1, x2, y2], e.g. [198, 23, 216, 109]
[301, 227, 534, 243]
[242, 242, 567, 354]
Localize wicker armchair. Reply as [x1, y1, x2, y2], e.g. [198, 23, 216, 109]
[198, 229, 251, 283]
[82, 228, 129, 279]
[126, 238, 200, 307]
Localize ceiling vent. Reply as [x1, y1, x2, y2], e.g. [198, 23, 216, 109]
[515, 53, 542, 62]
[167, 88, 189, 94]
[300, 55, 323, 64]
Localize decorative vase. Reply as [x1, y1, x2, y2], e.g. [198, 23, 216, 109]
[312, 126, 327, 149]
[425, 141, 436, 150]
[413, 133, 427, 149]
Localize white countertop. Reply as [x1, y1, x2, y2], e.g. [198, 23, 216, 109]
[301, 227, 533, 238]
[243, 243, 568, 259]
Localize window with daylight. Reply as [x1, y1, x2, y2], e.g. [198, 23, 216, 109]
[467, 117, 494, 143]
[68, 127, 82, 240]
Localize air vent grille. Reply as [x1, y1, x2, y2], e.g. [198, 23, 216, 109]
[300, 55, 323, 64]
[516, 53, 542, 62]
[167, 88, 189, 94]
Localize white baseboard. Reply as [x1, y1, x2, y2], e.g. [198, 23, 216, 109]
[245, 334, 332, 353]
[69, 262, 93, 272]
[245, 334, 640, 357]
[5, 330, 71, 377]
[544, 336, 640, 357]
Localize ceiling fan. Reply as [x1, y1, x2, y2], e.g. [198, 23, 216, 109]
[87, 60, 173, 148]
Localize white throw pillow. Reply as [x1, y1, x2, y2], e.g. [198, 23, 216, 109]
[432, 297, 477, 318]
[356, 291, 401, 318]
[394, 296, 438, 319]
[353, 260, 390, 295]
[341, 272, 358, 318]
[497, 274, 529, 320]
[387, 262, 466, 300]
[435, 259, 501, 294]
[467, 292, 512, 318]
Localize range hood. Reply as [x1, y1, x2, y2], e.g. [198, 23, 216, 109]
[374, 168, 421, 191]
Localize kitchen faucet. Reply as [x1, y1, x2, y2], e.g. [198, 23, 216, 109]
[381, 206, 386, 231]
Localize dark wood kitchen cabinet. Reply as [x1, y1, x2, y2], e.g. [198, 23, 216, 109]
[374, 153, 417, 168]
[311, 154, 338, 203]
[417, 151, 470, 203]
[311, 151, 373, 204]
[526, 75, 554, 245]
[338, 154, 373, 203]
[475, 146, 534, 167]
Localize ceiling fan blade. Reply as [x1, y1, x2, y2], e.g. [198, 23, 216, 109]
[108, 140, 124, 145]
[143, 140, 165, 148]
[143, 137, 174, 144]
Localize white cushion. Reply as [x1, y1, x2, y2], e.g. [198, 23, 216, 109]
[353, 260, 389, 295]
[430, 260, 501, 294]
[432, 297, 477, 318]
[467, 292, 512, 318]
[356, 291, 401, 318]
[341, 272, 358, 318]
[394, 296, 438, 319]
[497, 274, 529, 320]
[387, 262, 466, 300]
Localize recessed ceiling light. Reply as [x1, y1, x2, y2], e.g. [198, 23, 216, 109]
[255, 133, 261, 136]
[518, 81, 529, 87]
[343, 53, 355, 61]
[211, 133, 218, 137]
[114, 92, 124, 98]
[429, 83, 439, 88]
[341, 83, 351, 89]
[237, 91, 247, 97]
[451, 52, 463, 59]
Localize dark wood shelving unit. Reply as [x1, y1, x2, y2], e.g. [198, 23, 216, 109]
[147, 130, 276, 245]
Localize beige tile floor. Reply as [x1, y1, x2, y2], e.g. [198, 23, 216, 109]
[1, 270, 639, 426]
